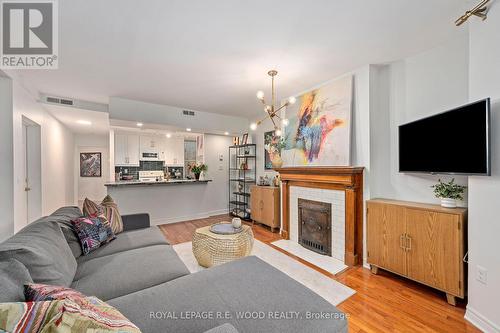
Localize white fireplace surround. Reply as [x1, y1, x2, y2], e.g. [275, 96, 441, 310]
[289, 186, 346, 262]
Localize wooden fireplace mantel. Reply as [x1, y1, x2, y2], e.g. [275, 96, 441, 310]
[274, 167, 364, 266]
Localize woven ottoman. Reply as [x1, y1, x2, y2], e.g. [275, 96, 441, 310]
[192, 224, 254, 268]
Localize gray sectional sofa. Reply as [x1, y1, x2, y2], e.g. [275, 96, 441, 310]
[0, 206, 347, 333]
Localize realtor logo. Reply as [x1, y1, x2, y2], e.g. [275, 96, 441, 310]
[1, 0, 58, 69]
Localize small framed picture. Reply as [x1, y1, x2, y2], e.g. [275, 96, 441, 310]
[80, 152, 102, 177]
[241, 133, 248, 145]
[232, 136, 240, 146]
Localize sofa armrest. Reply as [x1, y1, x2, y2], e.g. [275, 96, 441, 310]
[121, 213, 150, 231]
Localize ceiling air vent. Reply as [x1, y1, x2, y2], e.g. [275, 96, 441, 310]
[182, 110, 195, 116]
[46, 96, 60, 103]
[60, 99, 74, 106]
[45, 96, 74, 106]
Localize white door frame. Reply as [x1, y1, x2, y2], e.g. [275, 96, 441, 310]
[22, 116, 42, 224]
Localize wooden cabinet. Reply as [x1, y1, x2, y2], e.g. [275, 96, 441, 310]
[250, 186, 280, 232]
[115, 133, 140, 166]
[367, 199, 466, 306]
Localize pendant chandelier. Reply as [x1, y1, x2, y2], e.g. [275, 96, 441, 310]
[250, 70, 296, 136]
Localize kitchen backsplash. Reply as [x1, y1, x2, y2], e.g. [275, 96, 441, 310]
[115, 161, 166, 180]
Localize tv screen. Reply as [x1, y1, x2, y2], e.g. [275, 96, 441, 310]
[399, 98, 490, 175]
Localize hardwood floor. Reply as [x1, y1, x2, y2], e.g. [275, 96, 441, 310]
[159, 214, 480, 333]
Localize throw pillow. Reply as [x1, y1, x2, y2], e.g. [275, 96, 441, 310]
[0, 297, 141, 333]
[101, 195, 124, 234]
[82, 198, 104, 218]
[24, 283, 87, 302]
[71, 216, 115, 255]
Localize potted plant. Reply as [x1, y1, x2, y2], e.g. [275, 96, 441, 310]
[431, 179, 466, 208]
[189, 163, 208, 180]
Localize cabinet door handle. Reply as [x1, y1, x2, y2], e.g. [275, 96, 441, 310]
[400, 234, 405, 250]
[406, 235, 412, 251]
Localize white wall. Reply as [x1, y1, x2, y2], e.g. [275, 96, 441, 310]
[465, 3, 500, 332]
[10, 73, 75, 231]
[370, 29, 470, 205]
[74, 134, 110, 207]
[0, 72, 14, 242]
[109, 97, 249, 135]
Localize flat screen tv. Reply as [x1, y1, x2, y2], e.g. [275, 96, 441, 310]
[399, 98, 490, 175]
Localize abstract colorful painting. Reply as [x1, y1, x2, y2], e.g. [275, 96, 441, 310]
[281, 75, 353, 166]
[80, 152, 102, 177]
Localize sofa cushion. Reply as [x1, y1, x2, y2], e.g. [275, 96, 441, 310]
[0, 259, 33, 302]
[108, 256, 348, 333]
[71, 216, 115, 255]
[50, 206, 85, 258]
[71, 245, 189, 301]
[0, 219, 77, 287]
[77, 226, 168, 263]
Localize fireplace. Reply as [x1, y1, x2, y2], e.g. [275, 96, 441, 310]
[298, 199, 332, 256]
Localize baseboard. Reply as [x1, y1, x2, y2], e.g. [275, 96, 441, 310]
[465, 305, 500, 333]
[151, 209, 229, 225]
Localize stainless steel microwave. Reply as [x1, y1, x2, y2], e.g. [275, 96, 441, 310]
[141, 152, 159, 161]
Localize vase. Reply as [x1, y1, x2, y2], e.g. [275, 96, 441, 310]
[271, 155, 283, 168]
[194, 173, 201, 180]
[440, 198, 457, 208]
[232, 218, 242, 229]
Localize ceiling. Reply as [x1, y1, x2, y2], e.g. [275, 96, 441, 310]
[11, 0, 468, 119]
[45, 104, 110, 135]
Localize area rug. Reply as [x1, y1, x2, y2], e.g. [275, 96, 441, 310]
[271, 239, 348, 275]
[173, 240, 355, 306]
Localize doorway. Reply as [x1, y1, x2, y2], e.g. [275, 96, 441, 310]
[22, 116, 42, 224]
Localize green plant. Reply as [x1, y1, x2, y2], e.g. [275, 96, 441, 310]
[431, 179, 466, 200]
[188, 163, 207, 175]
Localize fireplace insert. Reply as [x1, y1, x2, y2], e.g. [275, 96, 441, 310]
[298, 198, 332, 256]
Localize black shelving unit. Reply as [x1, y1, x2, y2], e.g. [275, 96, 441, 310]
[229, 144, 256, 220]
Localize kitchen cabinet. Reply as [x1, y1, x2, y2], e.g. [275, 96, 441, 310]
[115, 133, 140, 166]
[140, 135, 160, 160]
[163, 137, 184, 166]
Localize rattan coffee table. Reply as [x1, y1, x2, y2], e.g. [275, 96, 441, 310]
[192, 223, 254, 268]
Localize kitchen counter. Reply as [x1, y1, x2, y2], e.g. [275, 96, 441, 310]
[105, 179, 212, 187]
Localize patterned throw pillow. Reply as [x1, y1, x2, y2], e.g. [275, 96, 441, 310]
[82, 197, 104, 218]
[71, 216, 115, 255]
[101, 195, 124, 234]
[0, 297, 141, 333]
[24, 283, 87, 302]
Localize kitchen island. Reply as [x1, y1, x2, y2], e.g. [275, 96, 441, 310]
[105, 179, 222, 225]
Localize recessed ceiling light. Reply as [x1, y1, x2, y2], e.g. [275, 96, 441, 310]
[166, 133, 172, 138]
[224, 132, 229, 135]
[186, 128, 192, 132]
[137, 122, 143, 127]
[77, 120, 92, 125]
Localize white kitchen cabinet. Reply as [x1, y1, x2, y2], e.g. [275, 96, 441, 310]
[140, 135, 160, 159]
[163, 137, 184, 166]
[114, 133, 140, 166]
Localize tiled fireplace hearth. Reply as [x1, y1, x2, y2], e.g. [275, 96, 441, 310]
[275, 167, 364, 266]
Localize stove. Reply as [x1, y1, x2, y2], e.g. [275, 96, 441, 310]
[138, 170, 164, 182]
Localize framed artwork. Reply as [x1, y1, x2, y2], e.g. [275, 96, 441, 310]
[80, 152, 102, 177]
[281, 75, 353, 166]
[241, 133, 248, 145]
[264, 130, 281, 170]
